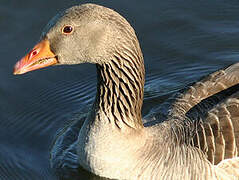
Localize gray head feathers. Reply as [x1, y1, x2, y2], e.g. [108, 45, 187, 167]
[41, 3, 142, 65]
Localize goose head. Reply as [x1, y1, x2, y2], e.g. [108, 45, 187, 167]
[13, 3, 141, 74]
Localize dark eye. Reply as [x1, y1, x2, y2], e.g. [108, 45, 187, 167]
[62, 25, 74, 34]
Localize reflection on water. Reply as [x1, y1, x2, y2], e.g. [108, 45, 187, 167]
[1, 0, 239, 179]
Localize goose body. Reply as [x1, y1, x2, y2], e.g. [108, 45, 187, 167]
[14, 3, 239, 180]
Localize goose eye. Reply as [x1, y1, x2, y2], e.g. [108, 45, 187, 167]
[62, 25, 74, 34]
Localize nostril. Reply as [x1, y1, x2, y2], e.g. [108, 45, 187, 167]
[29, 49, 38, 59]
[32, 50, 38, 56]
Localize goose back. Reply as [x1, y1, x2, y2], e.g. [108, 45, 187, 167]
[160, 63, 239, 165]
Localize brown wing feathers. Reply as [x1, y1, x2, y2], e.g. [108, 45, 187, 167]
[167, 63, 239, 165]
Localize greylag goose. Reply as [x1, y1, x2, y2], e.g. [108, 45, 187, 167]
[13, 3, 239, 180]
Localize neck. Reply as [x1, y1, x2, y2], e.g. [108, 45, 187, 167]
[92, 52, 145, 129]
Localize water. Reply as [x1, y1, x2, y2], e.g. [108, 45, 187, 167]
[1, 0, 239, 179]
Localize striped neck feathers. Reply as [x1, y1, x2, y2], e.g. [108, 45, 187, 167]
[94, 52, 145, 130]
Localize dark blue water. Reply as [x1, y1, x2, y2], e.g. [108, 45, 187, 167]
[1, 0, 239, 179]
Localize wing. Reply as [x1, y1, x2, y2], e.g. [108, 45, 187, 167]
[164, 63, 239, 165]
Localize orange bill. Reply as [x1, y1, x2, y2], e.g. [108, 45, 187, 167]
[13, 39, 58, 75]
